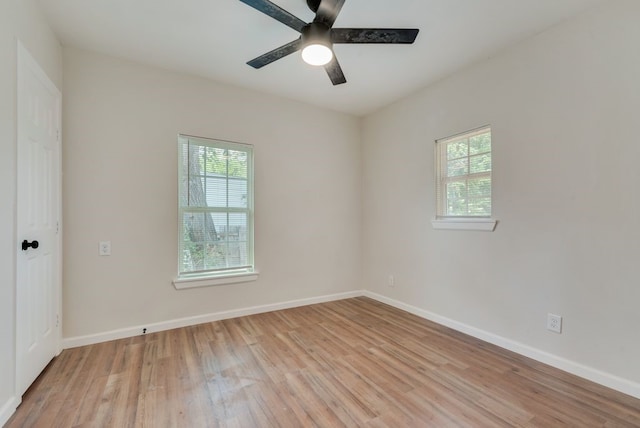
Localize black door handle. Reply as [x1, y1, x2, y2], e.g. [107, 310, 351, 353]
[22, 240, 39, 251]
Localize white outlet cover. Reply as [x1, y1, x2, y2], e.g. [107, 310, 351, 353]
[547, 313, 562, 333]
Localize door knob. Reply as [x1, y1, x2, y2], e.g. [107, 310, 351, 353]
[22, 240, 39, 251]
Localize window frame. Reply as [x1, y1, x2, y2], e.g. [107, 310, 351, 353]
[433, 126, 497, 231]
[173, 134, 257, 288]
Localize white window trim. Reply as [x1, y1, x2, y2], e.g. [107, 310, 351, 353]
[173, 270, 259, 289]
[431, 217, 497, 231]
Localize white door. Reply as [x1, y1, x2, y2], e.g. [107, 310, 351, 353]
[16, 42, 62, 396]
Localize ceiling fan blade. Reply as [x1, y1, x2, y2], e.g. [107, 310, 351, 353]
[247, 39, 302, 68]
[331, 28, 419, 44]
[315, 0, 345, 28]
[239, 0, 307, 33]
[324, 55, 346, 85]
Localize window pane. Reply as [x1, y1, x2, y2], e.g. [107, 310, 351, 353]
[228, 178, 248, 208]
[228, 213, 247, 239]
[470, 153, 491, 174]
[468, 198, 491, 216]
[206, 147, 227, 176]
[182, 212, 206, 271]
[468, 177, 491, 198]
[447, 197, 467, 216]
[186, 146, 206, 207]
[227, 241, 246, 267]
[206, 176, 227, 207]
[183, 212, 215, 243]
[447, 158, 468, 177]
[210, 212, 227, 240]
[447, 140, 468, 160]
[179, 175, 189, 207]
[201, 242, 225, 270]
[180, 211, 249, 271]
[446, 181, 467, 202]
[180, 141, 189, 199]
[228, 150, 248, 178]
[469, 133, 491, 155]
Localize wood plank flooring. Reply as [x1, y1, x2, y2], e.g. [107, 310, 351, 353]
[6, 297, 640, 427]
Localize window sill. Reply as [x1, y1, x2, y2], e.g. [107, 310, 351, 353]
[173, 271, 259, 290]
[431, 218, 497, 231]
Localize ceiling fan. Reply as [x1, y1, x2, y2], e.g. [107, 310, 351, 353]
[239, 0, 420, 85]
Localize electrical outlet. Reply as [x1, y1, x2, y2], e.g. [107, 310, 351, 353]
[388, 275, 395, 288]
[547, 313, 562, 333]
[99, 241, 111, 256]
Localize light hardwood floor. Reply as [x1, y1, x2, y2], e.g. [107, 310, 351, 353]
[6, 297, 640, 427]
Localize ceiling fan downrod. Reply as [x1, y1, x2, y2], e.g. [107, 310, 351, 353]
[306, 0, 321, 13]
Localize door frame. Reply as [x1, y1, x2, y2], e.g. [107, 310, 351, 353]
[15, 40, 63, 397]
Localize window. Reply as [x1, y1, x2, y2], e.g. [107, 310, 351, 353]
[434, 126, 495, 231]
[176, 135, 254, 284]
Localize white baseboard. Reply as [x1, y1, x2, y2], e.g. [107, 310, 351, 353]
[62, 290, 363, 349]
[0, 395, 20, 427]
[364, 291, 640, 400]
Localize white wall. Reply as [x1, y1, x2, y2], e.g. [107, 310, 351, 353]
[62, 47, 361, 339]
[0, 0, 62, 423]
[362, 0, 640, 391]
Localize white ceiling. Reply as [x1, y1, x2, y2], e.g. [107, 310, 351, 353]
[37, 0, 604, 116]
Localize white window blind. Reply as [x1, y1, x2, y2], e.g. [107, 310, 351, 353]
[178, 135, 254, 278]
[436, 126, 492, 217]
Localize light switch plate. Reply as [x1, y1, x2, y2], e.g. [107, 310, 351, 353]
[99, 241, 111, 256]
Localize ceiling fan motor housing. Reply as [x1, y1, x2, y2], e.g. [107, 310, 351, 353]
[302, 21, 332, 48]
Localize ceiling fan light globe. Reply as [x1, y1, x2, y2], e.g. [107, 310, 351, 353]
[302, 44, 333, 66]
